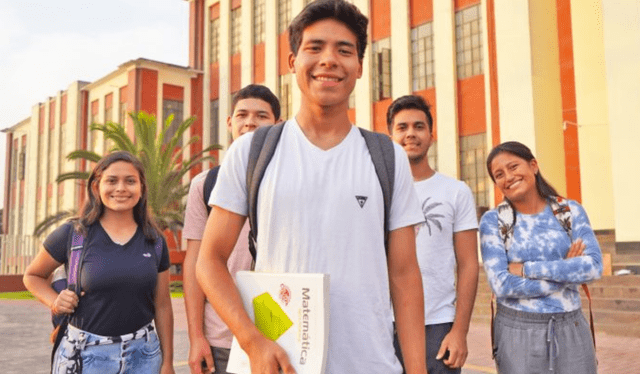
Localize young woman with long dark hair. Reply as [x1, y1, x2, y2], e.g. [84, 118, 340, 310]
[24, 151, 174, 374]
[480, 141, 602, 374]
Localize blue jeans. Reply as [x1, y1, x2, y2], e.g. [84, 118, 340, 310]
[52, 323, 162, 374]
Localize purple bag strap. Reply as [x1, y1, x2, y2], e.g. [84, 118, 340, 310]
[67, 230, 85, 291]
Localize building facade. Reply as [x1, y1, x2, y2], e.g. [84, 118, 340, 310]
[2, 58, 203, 241]
[4, 0, 639, 264]
[186, 0, 640, 257]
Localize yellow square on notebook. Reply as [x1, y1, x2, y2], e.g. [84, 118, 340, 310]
[252, 292, 293, 341]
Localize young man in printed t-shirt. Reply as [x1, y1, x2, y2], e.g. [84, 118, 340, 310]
[195, 1, 428, 373]
[388, 95, 479, 374]
[183, 84, 280, 374]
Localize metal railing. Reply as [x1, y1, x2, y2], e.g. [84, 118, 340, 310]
[0, 235, 41, 275]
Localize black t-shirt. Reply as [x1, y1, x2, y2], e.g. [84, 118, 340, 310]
[44, 221, 170, 336]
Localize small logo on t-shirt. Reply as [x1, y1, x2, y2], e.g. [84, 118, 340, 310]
[143, 253, 151, 258]
[355, 195, 368, 208]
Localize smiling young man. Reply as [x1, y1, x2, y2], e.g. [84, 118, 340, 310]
[182, 84, 280, 374]
[388, 95, 479, 374]
[195, 1, 427, 373]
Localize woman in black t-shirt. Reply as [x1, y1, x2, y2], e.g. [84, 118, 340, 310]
[24, 151, 175, 374]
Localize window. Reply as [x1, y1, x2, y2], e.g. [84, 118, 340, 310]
[210, 17, 220, 63]
[90, 110, 99, 151]
[372, 38, 392, 101]
[230, 7, 242, 55]
[456, 4, 483, 80]
[163, 100, 184, 147]
[459, 133, 489, 209]
[48, 127, 55, 183]
[11, 147, 18, 183]
[19, 148, 26, 181]
[253, 0, 265, 45]
[104, 104, 113, 123]
[120, 102, 128, 125]
[411, 22, 435, 91]
[18, 206, 24, 235]
[279, 74, 292, 120]
[278, 0, 291, 34]
[210, 100, 219, 146]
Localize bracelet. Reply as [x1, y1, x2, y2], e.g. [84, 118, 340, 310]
[521, 264, 526, 278]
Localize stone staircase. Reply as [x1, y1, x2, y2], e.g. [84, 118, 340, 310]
[472, 269, 640, 338]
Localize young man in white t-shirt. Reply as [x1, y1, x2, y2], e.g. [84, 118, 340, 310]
[388, 95, 479, 374]
[195, 1, 427, 373]
[183, 85, 280, 374]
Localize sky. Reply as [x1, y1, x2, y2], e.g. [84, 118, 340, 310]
[0, 0, 190, 207]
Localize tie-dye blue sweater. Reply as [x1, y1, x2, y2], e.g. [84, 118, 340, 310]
[479, 200, 603, 313]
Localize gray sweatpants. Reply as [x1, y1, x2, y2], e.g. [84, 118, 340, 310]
[493, 304, 597, 374]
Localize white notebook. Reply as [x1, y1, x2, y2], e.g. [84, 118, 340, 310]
[226, 271, 330, 374]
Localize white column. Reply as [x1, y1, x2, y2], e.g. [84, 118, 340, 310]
[219, 0, 232, 153]
[265, 0, 279, 94]
[570, 0, 614, 230]
[480, 0, 495, 206]
[602, 0, 640, 243]
[241, 0, 254, 87]
[493, 0, 565, 195]
[25, 105, 40, 236]
[391, 0, 411, 98]
[433, 0, 459, 177]
[352, 0, 372, 129]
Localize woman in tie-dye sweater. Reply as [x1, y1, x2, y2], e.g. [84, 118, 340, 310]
[479, 141, 601, 374]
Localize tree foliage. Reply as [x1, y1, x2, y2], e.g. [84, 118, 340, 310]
[35, 111, 220, 243]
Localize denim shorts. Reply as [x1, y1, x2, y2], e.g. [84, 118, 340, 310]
[493, 304, 597, 374]
[52, 323, 162, 374]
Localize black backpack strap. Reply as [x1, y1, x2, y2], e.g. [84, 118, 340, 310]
[203, 165, 221, 215]
[67, 228, 87, 296]
[246, 122, 286, 261]
[358, 128, 395, 253]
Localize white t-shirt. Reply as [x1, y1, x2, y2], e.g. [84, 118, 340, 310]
[210, 119, 423, 374]
[414, 172, 478, 325]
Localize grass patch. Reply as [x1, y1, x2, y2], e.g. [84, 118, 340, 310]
[170, 280, 183, 298]
[0, 283, 184, 300]
[0, 291, 36, 300]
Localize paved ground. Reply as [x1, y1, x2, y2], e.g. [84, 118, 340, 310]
[1, 298, 638, 373]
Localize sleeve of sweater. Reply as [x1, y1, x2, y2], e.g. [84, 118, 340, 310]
[523, 201, 603, 284]
[480, 210, 566, 298]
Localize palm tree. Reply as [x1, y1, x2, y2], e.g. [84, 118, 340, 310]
[421, 197, 444, 236]
[34, 111, 220, 244]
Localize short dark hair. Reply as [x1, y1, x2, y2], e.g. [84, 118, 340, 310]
[386, 95, 433, 134]
[289, 0, 368, 60]
[231, 84, 281, 120]
[486, 141, 560, 200]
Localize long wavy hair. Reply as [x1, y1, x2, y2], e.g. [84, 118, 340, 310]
[486, 141, 560, 200]
[73, 151, 161, 241]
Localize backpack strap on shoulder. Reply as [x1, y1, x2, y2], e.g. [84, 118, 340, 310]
[358, 127, 395, 253]
[203, 165, 221, 215]
[246, 122, 286, 261]
[67, 228, 86, 295]
[548, 196, 572, 238]
[496, 200, 516, 251]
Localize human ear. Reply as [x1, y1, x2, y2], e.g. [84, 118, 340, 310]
[288, 52, 297, 73]
[530, 159, 539, 174]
